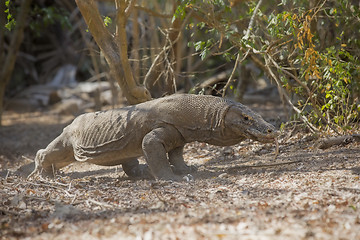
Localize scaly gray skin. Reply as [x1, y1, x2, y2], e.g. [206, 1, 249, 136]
[28, 94, 278, 181]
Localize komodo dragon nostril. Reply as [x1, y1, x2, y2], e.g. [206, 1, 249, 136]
[267, 129, 272, 133]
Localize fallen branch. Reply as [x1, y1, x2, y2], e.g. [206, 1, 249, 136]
[197, 70, 230, 90]
[228, 160, 301, 172]
[316, 134, 360, 149]
[150, 185, 168, 206]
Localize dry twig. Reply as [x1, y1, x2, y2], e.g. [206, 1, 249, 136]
[274, 138, 280, 159]
[87, 199, 116, 209]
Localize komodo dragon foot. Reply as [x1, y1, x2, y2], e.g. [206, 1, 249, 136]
[171, 165, 197, 175]
[122, 160, 152, 179]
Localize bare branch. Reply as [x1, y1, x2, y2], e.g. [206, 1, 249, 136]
[244, 0, 263, 40]
[143, 10, 193, 89]
[222, 50, 250, 97]
[134, 5, 172, 18]
[125, 0, 137, 19]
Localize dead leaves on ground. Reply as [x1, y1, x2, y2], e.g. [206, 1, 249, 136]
[1, 135, 360, 239]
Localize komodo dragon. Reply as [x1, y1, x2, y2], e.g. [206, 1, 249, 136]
[28, 94, 279, 181]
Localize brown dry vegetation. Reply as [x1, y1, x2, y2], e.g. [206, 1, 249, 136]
[1, 103, 360, 240]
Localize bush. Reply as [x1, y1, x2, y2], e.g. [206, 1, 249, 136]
[177, 0, 360, 132]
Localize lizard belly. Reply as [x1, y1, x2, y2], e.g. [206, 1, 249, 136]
[205, 137, 246, 146]
[75, 140, 144, 166]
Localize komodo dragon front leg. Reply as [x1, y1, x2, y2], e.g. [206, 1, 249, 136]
[142, 125, 189, 180]
[168, 146, 197, 175]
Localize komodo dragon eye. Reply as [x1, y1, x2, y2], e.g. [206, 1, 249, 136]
[244, 116, 249, 121]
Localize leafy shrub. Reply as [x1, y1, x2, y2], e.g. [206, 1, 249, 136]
[176, 0, 360, 131]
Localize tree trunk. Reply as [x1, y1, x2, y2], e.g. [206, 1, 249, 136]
[0, 0, 5, 68]
[0, 0, 32, 126]
[75, 0, 151, 105]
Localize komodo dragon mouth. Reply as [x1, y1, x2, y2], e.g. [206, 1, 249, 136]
[245, 128, 279, 142]
[245, 128, 280, 158]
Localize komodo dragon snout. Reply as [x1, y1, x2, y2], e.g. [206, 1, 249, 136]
[27, 94, 280, 181]
[224, 105, 279, 143]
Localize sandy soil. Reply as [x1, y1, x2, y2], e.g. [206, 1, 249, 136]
[0, 104, 359, 240]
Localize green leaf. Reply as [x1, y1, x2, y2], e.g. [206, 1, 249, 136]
[197, 22, 206, 29]
[5, 19, 15, 31]
[200, 48, 209, 60]
[330, 8, 337, 15]
[194, 41, 204, 51]
[103, 16, 112, 27]
[172, 5, 185, 23]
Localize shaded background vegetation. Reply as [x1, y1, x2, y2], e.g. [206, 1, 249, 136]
[1, 0, 359, 132]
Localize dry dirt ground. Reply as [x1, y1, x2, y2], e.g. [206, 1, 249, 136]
[0, 103, 360, 240]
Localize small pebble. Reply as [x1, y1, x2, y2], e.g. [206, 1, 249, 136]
[183, 174, 194, 182]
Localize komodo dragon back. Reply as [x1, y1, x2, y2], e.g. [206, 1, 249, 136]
[153, 94, 232, 130]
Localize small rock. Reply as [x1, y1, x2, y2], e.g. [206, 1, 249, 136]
[183, 174, 194, 182]
[52, 99, 81, 115]
[52, 203, 81, 219]
[18, 201, 27, 209]
[241, 190, 250, 195]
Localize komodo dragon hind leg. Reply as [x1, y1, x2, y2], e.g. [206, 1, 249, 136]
[122, 158, 152, 178]
[168, 146, 197, 175]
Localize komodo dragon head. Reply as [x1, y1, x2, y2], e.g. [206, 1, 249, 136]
[224, 104, 279, 143]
